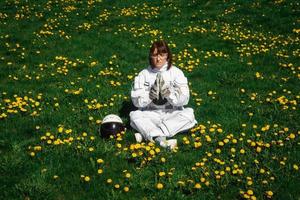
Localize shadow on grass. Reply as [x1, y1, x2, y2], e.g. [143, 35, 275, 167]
[119, 100, 137, 129]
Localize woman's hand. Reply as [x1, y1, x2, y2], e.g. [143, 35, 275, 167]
[160, 85, 171, 99]
[159, 76, 171, 99]
[149, 79, 159, 100]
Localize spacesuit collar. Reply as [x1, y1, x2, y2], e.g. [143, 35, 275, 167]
[149, 63, 168, 73]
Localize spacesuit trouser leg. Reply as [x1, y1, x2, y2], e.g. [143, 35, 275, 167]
[159, 108, 196, 137]
[130, 110, 166, 141]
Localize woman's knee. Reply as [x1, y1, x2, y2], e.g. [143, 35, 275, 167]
[180, 108, 195, 122]
[129, 110, 143, 121]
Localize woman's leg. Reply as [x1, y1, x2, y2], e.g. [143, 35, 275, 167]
[159, 108, 197, 137]
[130, 110, 167, 141]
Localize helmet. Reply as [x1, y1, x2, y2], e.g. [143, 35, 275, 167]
[99, 114, 125, 138]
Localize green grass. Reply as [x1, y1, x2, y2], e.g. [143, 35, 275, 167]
[0, 0, 299, 199]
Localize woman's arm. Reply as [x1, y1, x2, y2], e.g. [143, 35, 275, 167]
[131, 72, 152, 108]
[165, 70, 190, 107]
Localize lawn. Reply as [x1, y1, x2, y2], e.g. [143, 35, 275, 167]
[0, 0, 299, 199]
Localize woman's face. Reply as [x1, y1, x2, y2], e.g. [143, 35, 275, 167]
[151, 48, 168, 69]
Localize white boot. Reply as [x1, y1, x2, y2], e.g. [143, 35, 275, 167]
[166, 139, 177, 150]
[155, 137, 167, 148]
[155, 137, 177, 150]
[134, 133, 143, 143]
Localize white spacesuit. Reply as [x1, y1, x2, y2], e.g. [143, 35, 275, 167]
[130, 63, 197, 147]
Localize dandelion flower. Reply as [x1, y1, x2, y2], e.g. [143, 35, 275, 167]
[159, 172, 166, 177]
[194, 183, 201, 189]
[123, 186, 129, 192]
[132, 153, 137, 158]
[293, 164, 299, 170]
[156, 183, 163, 189]
[89, 147, 94, 152]
[266, 191, 273, 198]
[107, 178, 112, 184]
[125, 173, 131, 178]
[247, 189, 254, 195]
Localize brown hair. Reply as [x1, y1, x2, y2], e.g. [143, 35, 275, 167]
[149, 40, 172, 70]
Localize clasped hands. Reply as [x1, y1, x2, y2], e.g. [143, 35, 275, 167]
[149, 73, 171, 101]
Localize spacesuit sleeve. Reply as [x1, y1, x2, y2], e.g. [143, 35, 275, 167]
[131, 72, 152, 108]
[167, 70, 190, 107]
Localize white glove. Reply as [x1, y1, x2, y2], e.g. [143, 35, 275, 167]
[151, 73, 168, 105]
[159, 76, 171, 99]
[149, 78, 159, 100]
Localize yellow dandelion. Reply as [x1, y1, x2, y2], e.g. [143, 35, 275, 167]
[107, 178, 112, 184]
[289, 133, 295, 139]
[53, 175, 59, 179]
[256, 147, 262, 153]
[215, 148, 221, 154]
[123, 186, 129, 192]
[266, 191, 273, 198]
[84, 176, 91, 182]
[132, 153, 137, 158]
[88, 147, 94, 152]
[177, 181, 185, 186]
[159, 172, 166, 177]
[125, 173, 131, 178]
[218, 141, 224, 146]
[155, 147, 160, 153]
[247, 189, 254, 195]
[58, 127, 64, 133]
[149, 150, 155, 155]
[293, 164, 299, 170]
[90, 61, 97, 67]
[156, 183, 163, 189]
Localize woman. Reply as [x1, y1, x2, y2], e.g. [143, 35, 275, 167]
[130, 40, 197, 149]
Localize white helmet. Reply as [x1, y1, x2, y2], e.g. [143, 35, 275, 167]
[102, 114, 123, 124]
[99, 114, 125, 138]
